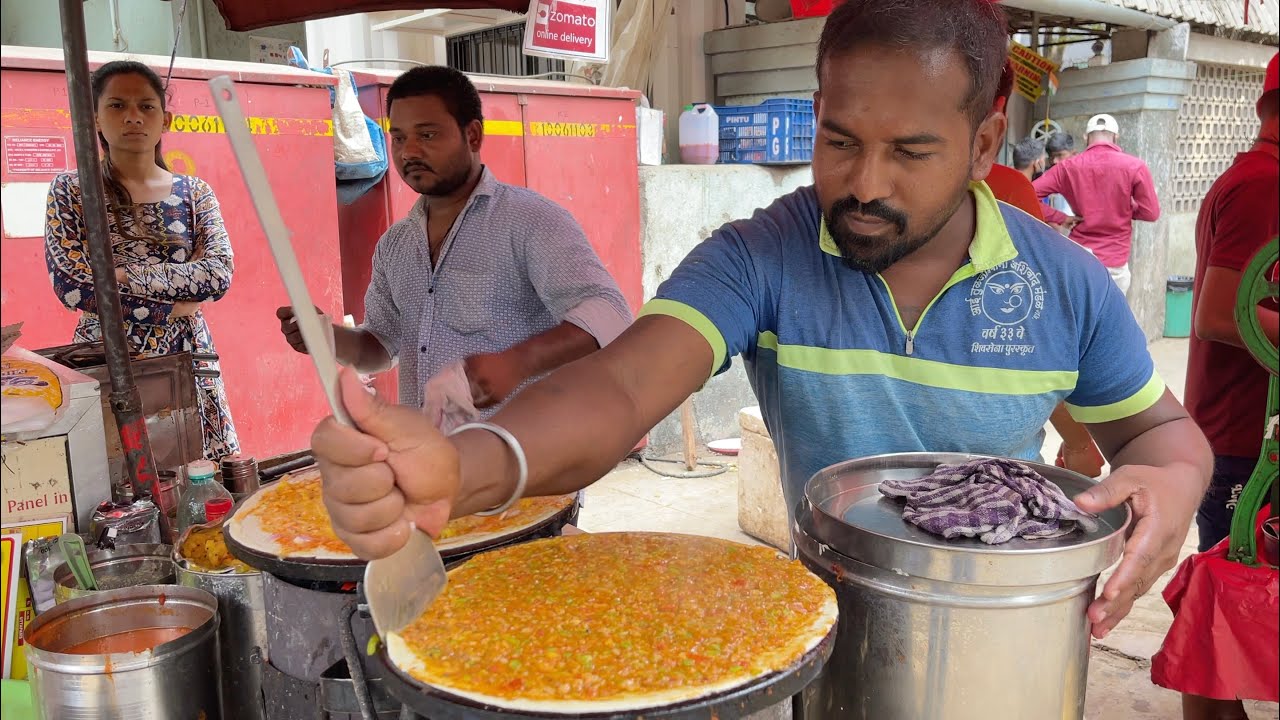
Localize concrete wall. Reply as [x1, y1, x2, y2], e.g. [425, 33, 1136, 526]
[1037, 21, 1197, 339]
[704, 17, 821, 106]
[1040, 24, 1277, 334]
[304, 13, 446, 70]
[1167, 213, 1198, 277]
[639, 164, 813, 452]
[199, 1, 307, 63]
[2, 0, 175, 55]
[1, 0, 187, 56]
[0, 0, 306, 63]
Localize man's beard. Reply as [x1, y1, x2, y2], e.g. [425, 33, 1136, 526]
[400, 154, 472, 197]
[824, 191, 966, 274]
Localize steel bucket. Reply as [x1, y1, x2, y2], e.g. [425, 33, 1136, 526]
[53, 543, 175, 604]
[24, 584, 222, 720]
[176, 562, 267, 720]
[794, 453, 1129, 720]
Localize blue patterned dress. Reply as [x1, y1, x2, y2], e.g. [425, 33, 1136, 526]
[44, 173, 241, 459]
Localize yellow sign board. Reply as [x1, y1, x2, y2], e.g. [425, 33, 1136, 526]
[1008, 42, 1059, 103]
[1, 518, 67, 679]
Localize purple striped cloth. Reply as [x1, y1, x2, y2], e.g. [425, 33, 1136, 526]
[879, 458, 1100, 544]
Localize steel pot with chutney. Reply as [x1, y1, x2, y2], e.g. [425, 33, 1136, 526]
[53, 543, 175, 604]
[794, 453, 1129, 720]
[24, 584, 222, 720]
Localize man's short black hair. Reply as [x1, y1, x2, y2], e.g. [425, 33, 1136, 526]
[816, 0, 1009, 127]
[1045, 131, 1075, 156]
[1012, 138, 1045, 170]
[387, 65, 484, 128]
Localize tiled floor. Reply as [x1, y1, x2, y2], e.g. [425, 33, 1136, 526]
[574, 338, 1278, 720]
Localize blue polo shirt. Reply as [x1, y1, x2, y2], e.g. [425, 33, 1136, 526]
[640, 182, 1163, 511]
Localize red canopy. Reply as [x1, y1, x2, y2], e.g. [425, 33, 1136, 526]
[209, 0, 531, 32]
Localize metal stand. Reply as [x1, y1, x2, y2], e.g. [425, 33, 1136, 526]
[56, 0, 166, 534]
[263, 573, 357, 719]
[1228, 241, 1280, 565]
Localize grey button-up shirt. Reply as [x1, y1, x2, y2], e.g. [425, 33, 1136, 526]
[362, 168, 633, 411]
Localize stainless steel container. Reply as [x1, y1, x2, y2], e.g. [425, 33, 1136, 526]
[53, 543, 175, 604]
[219, 454, 261, 495]
[24, 584, 222, 720]
[35, 343, 205, 491]
[794, 453, 1129, 720]
[157, 470, 182, 517]
[176, 561, 268, 720]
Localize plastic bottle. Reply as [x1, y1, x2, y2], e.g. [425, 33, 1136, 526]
[679, 104, 720, 165]
[178, 459, 234, 531]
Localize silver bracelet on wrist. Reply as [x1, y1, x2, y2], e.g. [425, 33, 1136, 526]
[448, 421, 528, 516]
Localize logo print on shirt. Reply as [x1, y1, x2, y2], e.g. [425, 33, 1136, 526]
[968, 261, 1045, 356]
[979, 270, 1034, 325]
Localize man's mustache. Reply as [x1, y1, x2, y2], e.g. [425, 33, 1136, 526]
[829, 196, 908, 234]
[402, 162, 432, 174]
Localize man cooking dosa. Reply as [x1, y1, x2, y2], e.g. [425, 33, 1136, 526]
[310, 0, 1211, 640]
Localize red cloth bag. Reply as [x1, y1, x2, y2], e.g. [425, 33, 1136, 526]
[1150, 510, 1279, 702]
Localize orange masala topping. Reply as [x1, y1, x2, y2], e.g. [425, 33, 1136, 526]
[243, 473, 351, 555]
[397, 533, 834, 702]
[246, 474, 573, 556]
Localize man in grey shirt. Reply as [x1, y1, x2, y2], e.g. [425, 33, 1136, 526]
[279, 66, 632, 413]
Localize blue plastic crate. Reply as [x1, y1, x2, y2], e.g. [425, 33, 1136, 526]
[713, 99, 815, 165]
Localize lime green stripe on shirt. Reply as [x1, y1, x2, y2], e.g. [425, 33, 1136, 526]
[756, 332, 1078, 395]
[638, 299, 727, 379]
[1065, 372, 1166, 424]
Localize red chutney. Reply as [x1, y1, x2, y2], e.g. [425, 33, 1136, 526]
[65, 626, 193, 655]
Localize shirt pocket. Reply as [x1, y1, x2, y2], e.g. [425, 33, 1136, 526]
[439, 251, 498, 336]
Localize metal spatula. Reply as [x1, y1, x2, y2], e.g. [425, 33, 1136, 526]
[209, 76, 445, 637]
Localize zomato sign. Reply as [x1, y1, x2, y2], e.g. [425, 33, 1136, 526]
[523, 0, 610, 63]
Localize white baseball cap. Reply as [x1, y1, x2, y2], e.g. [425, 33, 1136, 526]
[1086, 113, 1119, 135]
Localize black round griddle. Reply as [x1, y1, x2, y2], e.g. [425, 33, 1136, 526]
[223, 515, 368, 584]
[224, 483, 581, 584]
[440, 497, 580, 566]
[220, 473, 369, 584]
[364, 619, 835, 720]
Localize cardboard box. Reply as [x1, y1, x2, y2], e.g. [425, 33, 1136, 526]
[1, 435, 75, 529]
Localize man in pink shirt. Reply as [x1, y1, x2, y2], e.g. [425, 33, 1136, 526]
[1034, 113, 1161, 296]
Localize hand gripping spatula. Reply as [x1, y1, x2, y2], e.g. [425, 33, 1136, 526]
[209, 76, 445, 639]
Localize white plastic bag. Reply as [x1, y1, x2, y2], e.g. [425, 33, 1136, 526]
[422, 361, 478, 434]
[1, 348, 66, 433]
[330, 68, 379, 166]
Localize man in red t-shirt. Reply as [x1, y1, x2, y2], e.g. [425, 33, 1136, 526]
[1034, 113, 1161, 296]
[1184, 52, 1279, 563]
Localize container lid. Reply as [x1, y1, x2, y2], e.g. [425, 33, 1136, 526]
[187, 459, 217, 482]
[204, 498, 233, 523]
[220, 454, 257, 468]
[799, 453, 1130, 586]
